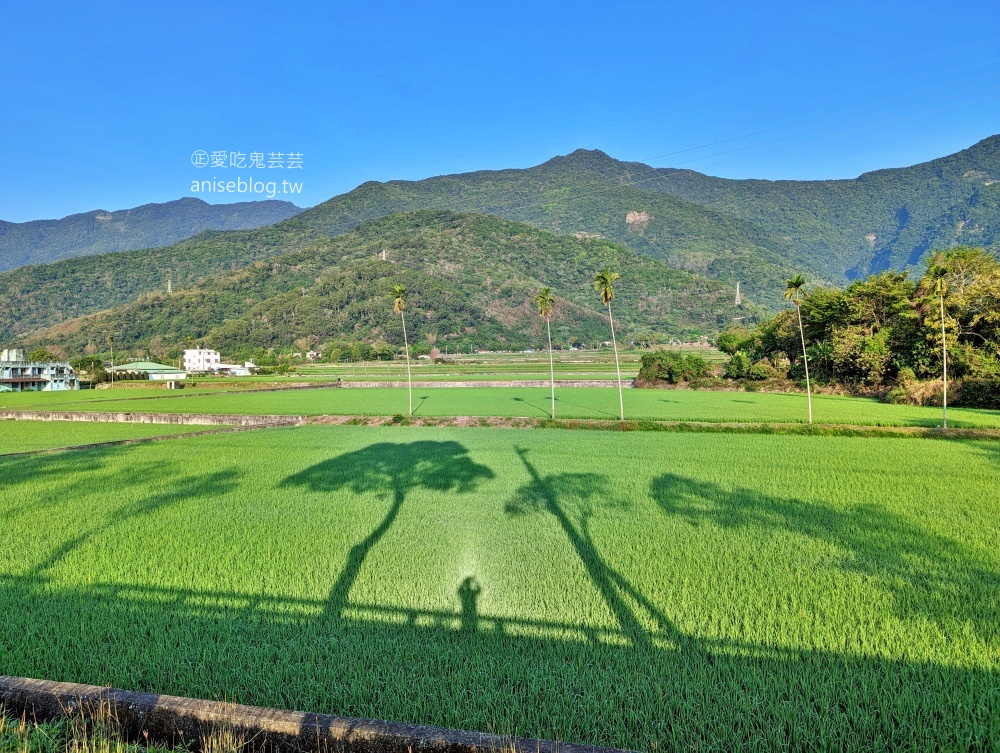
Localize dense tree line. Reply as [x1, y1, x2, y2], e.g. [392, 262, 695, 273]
[716, 246, 1000, 406]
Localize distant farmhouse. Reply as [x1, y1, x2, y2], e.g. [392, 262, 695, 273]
[183, 349, 255, 376]
[0, 348, 78, 392]
[183, 348, 221, 373]
[109, 361, 188, 381]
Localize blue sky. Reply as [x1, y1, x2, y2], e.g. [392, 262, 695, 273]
[2, 0, 998, 222]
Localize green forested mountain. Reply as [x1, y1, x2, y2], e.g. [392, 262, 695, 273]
[262, 136, 1000, 292]
[3, 137, 997, 349]
[0, 222, 328, 342]
[0, 198, 302, 271]
[641, 135, 1000, 279]
[26, 212, 750, 356]
[274, 151, 808, 301]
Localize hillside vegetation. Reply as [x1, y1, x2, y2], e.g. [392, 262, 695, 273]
[278, 149, 807, 300]
[0, 197, 302, 271]
[0, 222, 327, 342]
[645, 135, 1000, 279]
[26, 211, 750, 357]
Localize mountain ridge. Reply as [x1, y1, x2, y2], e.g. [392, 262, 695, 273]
[0, 197, 303, 271]
[2, 136, 997, 351]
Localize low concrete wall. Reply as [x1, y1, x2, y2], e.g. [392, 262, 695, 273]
[342, 380, 634, 388]
[0, 675, 627, 753]
[0, 411, 302, 427]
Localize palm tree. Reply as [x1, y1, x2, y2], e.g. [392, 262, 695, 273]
[393, 284, 413, 416]
[784, 274, 812, 424]
[534, 287, 556, 419]
[107, 334, 114, 387]
[929, 263, 949, 428]
[594, 269, 624, 421]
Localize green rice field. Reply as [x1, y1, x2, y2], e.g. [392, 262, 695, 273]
[1, 424, 997, 749]
[0, 420, 211, 454]
[4, 385, 999, 428]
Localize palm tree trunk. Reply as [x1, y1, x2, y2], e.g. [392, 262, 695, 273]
[607, 302, 624, 421]
[401, 311, 412, 416]
[940, 295, 948, 429]
[110, 342, 114, 387]
[546, 317, 555, 419]
[796, 304, 812, 424]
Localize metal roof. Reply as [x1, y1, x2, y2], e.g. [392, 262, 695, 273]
[109, 361, 186, 374]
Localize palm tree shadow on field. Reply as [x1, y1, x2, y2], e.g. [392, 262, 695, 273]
[511, 396, 551, 418]
[0, 445, 997, 747]
[0, 447, 242, 576]
[548, 397, 617, 418]
[650, 473, 1000, 639]
[506, 447, 681, 647]
[0, 449, 122, 522]
[27, 468, 242, 578]
[280, 441, 494, 616]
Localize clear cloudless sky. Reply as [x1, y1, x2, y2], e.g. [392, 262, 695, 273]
[2, 0, 998, 222]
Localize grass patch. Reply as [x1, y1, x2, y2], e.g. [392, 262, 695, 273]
[0, 421, 212, 455]
[0, 704, 192, 753]
[0, 425, 997, 749]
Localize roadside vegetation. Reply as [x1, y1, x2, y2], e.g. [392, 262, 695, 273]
[0, 705, 240, 753]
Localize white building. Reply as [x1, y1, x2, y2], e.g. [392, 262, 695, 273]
[183, 348, 221, 373]
[0, 348, 78, 392]
[217, 362, 256, 377]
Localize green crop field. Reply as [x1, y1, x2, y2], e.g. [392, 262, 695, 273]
[1, 424, 997, 749]
[6, 385, 1000, 428]
[0, 420, 211, 455]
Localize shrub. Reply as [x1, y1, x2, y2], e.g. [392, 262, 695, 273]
[638, 351, 710, 385]
[724, 351, 751, 379]
[749, 359, 778, 381]
[956, 378, 1000, 409]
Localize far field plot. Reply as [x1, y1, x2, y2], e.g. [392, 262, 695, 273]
[14, 385, 1000, 428]
[1, 424, 997, 749]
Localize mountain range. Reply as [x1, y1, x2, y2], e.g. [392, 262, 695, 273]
[0, 198, 302, 271]
[2, 135, 997, 354]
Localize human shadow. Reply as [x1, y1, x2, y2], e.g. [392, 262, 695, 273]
[507, 448, 678, 646]
[457, 576, 482, 632]
[280, 441, 494, 615]
[650, 473, 1000, 639]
